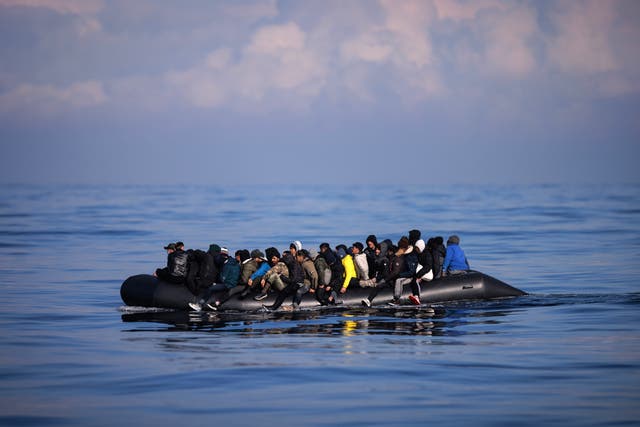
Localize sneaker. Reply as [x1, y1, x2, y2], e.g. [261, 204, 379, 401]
[387, 299, 399, 307]
[254, 293, 268, 301]
[409, 295, 421, 306]
[261, 304, 273, 312]
[206, 302, 218, 311]
[361, 298, 371, 308]
[188, 302, 202, 312]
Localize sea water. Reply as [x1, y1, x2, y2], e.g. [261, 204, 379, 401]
[0, 184, 638, 426]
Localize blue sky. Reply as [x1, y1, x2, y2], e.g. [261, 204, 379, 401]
[0, 0, 638, 185]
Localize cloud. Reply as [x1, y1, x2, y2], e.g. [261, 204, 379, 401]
[0, 0, 104, 35]
[547, 0, 618, 74]
[0, 0, 103, 15]
[0, 80, 107, 115]
[166, 22, 327, 111]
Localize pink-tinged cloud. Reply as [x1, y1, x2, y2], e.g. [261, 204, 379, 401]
[548, 0, 618, 74]
[433, 0, 505, 21]
[0, 0, 103, 15]
[483, 5, 538, 77]
[0, 81, 107, 114]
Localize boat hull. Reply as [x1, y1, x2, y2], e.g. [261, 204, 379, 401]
[120, 271, 526, 311]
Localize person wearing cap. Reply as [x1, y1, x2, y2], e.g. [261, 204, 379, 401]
[442, 235, 470, 276]
[263, 251, 306, 311]
[239, 249, 268, 295]
[154, 242, 189, 285]
[254, 247, 288, 301]
[335, 244, 358, 294]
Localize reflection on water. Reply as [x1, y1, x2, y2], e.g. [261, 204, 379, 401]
[121, 303, 523, 339]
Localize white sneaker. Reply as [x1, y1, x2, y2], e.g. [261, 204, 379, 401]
[188, 302, 202, 312]
[361, 298, 371, 308]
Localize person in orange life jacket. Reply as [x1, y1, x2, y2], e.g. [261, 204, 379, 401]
[155, 242, 189, 285]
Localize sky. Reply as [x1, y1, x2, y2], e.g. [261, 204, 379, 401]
[0, 0, 639, 185]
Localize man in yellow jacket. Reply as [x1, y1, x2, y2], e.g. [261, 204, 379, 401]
[336, 245, 358, 294]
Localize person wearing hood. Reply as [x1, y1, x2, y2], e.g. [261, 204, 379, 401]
[238, 249, 270, 299]
[408, 229, 421, 246]
[442, 235, 470, 276]
[189, 247, 240, 311]
[391, 236, 420, 306]
[362, 238, 407, 307]
[318, 243, 344, 305]
[364, 235, 378, 279]
[263, 251, 306, 311]
[409, 239, 434, 305]
[289, 240, 302, 258]
[429, 236, 446, 279]
[254, 247, 289, 301]
[335, 244, 358, 294]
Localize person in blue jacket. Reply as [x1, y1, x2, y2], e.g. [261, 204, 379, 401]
[442, 235, 470, 276]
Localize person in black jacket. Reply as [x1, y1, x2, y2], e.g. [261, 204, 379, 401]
[429, 236, 446, 279]
[317, 242, 344, 305]
[155, 242, 189, 284]
[263, 251, 306, 311]
[409, 239, 434, 305]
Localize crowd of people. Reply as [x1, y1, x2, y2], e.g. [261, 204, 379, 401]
[153, 230, 471, 311]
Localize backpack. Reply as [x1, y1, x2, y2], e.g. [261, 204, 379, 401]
[400, 251, 419, 278]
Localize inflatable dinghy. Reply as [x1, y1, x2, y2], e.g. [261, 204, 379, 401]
[120, 271, 526, 311]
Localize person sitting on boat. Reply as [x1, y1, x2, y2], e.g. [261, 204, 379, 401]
[442, 235, 470, 276]
[297, 249, 319, 302]
[154, 242, 189, 285]
[409, 239, 434, 306]
[189, 247, 241, 311]
[352, 242, 374, 287]
[336, 244, 358, 295]
[429, 236, 446, 279]
[254, 247, 288, 301]
[361, 240, 401, 307]
[392, 236, 421, 306]
[364, 235, 378, 279]
[318, 243, 344, 305]
[289, 240, 302, 258]
[263, 251, 306, 311]
[408, 229, 421, 246]
[184, 248, 217, 297]
[238, 249, 270, 299]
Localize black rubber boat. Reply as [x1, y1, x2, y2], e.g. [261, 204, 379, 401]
[120, 271, 526, 311]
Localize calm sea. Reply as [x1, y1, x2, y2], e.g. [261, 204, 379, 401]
[0, 184, 639, 426]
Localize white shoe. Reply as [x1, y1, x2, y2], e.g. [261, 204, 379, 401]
[188, 302, 202, 312]
[361, 298, 371, 308]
